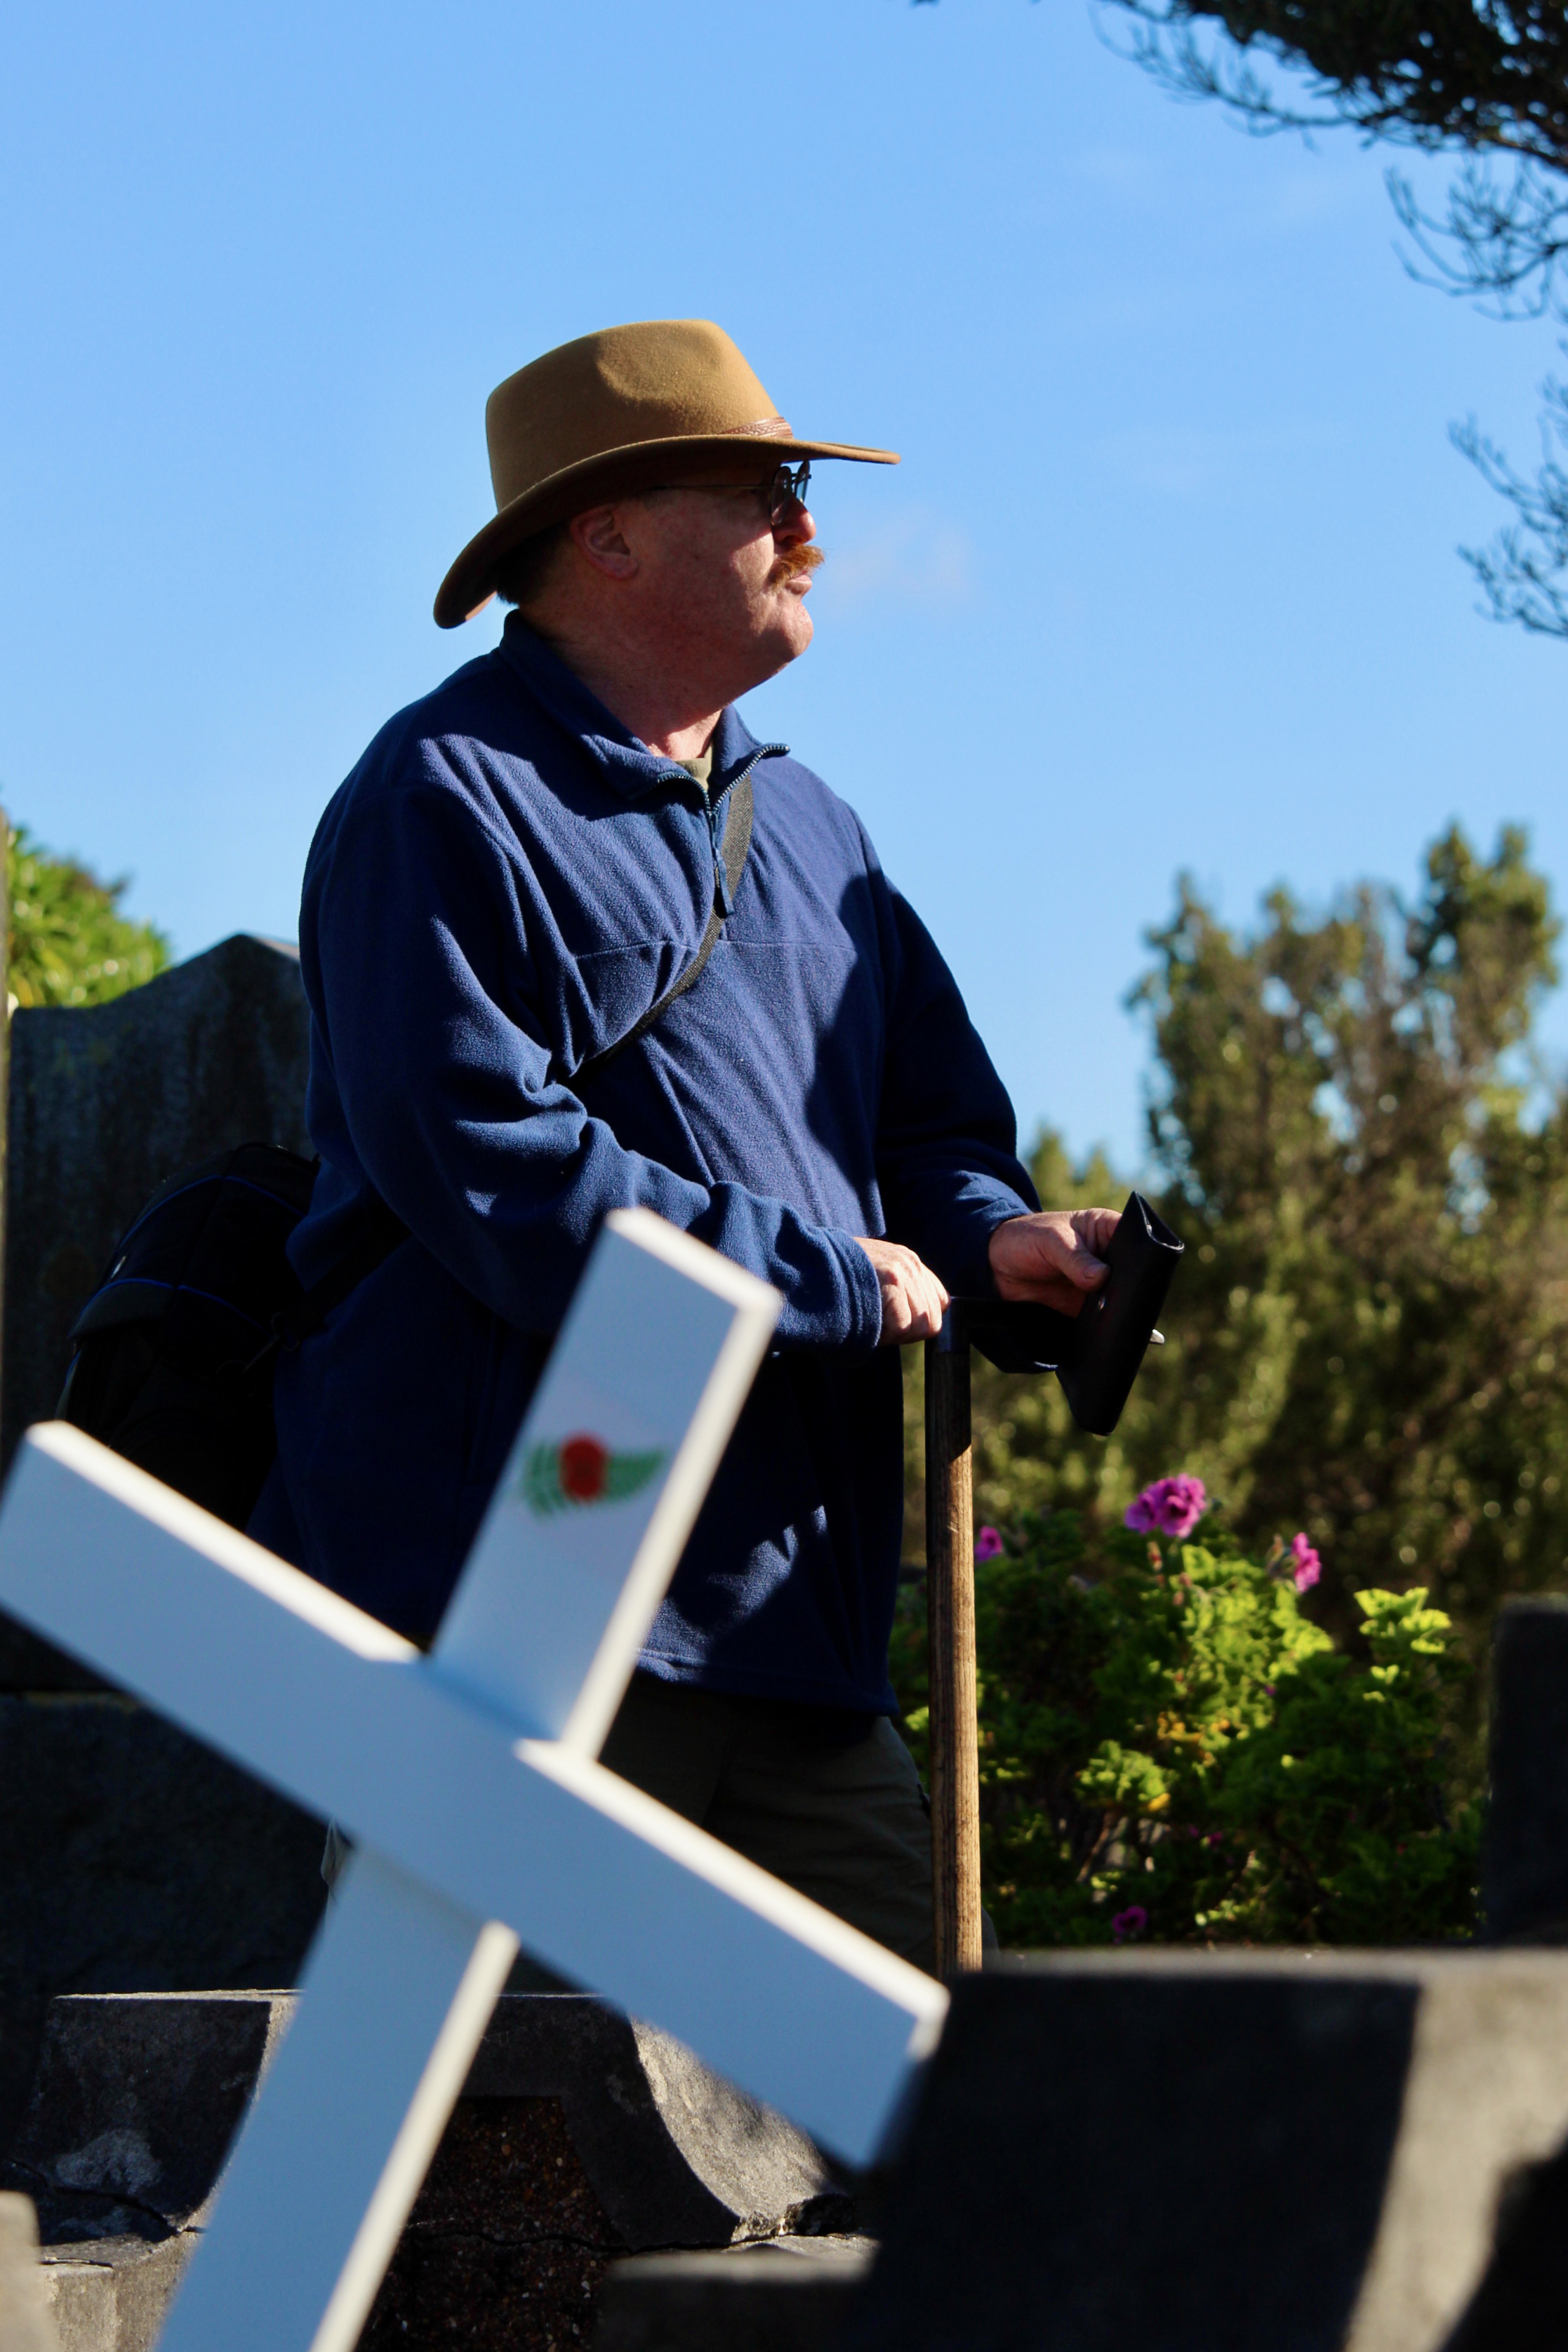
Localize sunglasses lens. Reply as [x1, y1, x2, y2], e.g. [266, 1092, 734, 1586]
[771, 463, 809, 519]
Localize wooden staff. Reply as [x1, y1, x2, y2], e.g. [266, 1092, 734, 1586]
[920, 1212, 1181, 1980]
[924, 1321, 983, 1979]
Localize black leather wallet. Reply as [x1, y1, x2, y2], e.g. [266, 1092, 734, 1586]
[937, 1191, 1184, 1437]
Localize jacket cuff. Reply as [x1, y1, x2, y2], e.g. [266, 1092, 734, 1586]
[943, 1193, 1037, 1299]
[823, 1229, 887, 1352]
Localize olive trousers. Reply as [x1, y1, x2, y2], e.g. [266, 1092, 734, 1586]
[601, 1671, 982, 1979]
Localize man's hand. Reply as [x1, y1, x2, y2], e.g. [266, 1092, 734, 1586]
[988, 1209, 1120, 1315]
[855, 1238, 950, 1346]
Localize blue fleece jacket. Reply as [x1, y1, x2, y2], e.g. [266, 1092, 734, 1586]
[250, 616, 1038, 1712]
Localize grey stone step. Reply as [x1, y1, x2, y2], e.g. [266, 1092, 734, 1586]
[4, 1990, 849, 2352]
[36, 2237, 183, 2352]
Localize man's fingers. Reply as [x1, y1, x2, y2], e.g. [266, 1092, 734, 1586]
[854, 1237, 950, 1346]
[987, 1207, 1122, 1305]
[1072, 1207, 1122, 1263]
[1032, 1221, 1108, 1289]
[1049, 1209, 1118, 1287]
[903, 1257, 950, 1341]
[1063, 1240, 1111, 1289]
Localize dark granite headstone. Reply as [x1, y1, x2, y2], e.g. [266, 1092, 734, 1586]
[5, 1993, 845, 2352]
[0, 931, 310, 1487]
[0, 936, 320, 2160]
[1484, 1597, 1568, 1944]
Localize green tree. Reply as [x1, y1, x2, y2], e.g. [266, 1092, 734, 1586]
[919, 824, 1568, 1678]
[6, 823, 170, 1009]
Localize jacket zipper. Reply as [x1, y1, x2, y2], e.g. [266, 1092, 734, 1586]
[706, 743, 787, 916]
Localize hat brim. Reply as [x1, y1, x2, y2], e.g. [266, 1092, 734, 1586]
[432, 431, 898, 627]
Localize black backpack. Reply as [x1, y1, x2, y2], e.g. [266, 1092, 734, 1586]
[58, 1144, 406, 1528]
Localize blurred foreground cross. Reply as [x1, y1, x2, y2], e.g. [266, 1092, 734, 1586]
[0, 1209, 944, 2352]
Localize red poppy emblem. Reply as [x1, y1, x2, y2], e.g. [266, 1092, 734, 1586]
[557, 1435, 609, 1501]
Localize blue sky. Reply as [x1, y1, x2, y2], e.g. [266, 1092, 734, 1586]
[4, 0, 1564, 1172]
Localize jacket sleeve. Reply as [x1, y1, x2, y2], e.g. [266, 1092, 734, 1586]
[302, 774, 885, 1353]
[872, 875, 1039, 1296]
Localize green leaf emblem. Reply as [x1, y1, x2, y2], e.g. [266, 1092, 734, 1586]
[518, 1433, 667, 1517]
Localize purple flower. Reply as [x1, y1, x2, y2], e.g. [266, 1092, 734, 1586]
[974, 1526, 1004, 1562]
[1111, 1905, 1148, 1944]
[1290, 1533, 1322, 1593]
[1125, 1475, 1209, 1540]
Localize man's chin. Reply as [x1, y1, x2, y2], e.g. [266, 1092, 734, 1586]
[776, 588, 814, 644]
[738, 611, 813, 695]
[777, 607, 814, 663]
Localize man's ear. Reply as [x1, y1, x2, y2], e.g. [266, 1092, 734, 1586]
[570, 504, 641, 581]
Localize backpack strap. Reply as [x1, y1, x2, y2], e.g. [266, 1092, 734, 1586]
[260, 755, 770, 1362]
[576, 768, 756, 1084]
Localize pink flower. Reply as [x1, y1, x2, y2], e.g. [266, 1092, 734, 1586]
[974, 1526, 1004, 1561]
[1111, 1905, 1148, 1943]
[1125, 1475, 1209, 1540]
[1291, 1533, 1322, 1593]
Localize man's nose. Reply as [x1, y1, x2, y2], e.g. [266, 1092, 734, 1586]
[775, 500, 816, 548]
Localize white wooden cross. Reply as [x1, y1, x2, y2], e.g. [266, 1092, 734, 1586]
[0, 1208, 946, 2352]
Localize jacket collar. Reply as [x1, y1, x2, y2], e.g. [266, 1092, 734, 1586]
[496, 613, 776, 802]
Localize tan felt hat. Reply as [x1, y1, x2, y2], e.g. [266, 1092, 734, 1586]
[433, 318, 898, 627]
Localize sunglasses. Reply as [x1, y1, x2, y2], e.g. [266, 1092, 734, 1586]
[760, 459, 812, 520]
[650, 459, 812, 524]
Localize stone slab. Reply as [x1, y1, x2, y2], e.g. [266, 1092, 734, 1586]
[39, 2237, 185, 2352]
[594, 2238, 874, 2352]
[1484, 1597, 1568, 1943]
[828, 1951, 1568, 2352]
[463, 1995, 838, 2249]
[6, 1994, 292, 2243]
[6, 1992, 847, 2352]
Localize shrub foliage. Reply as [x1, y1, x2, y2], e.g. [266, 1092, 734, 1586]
[7, 823, 170, 1009]
[890, 1510, 1481, 1947]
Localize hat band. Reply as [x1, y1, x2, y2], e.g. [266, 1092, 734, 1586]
[711, 416, 794, 441]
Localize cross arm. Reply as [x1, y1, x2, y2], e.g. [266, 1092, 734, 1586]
[0, 1425, 945, 2165]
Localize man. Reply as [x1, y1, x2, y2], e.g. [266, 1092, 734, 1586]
[251, 319, 1117, 1975]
